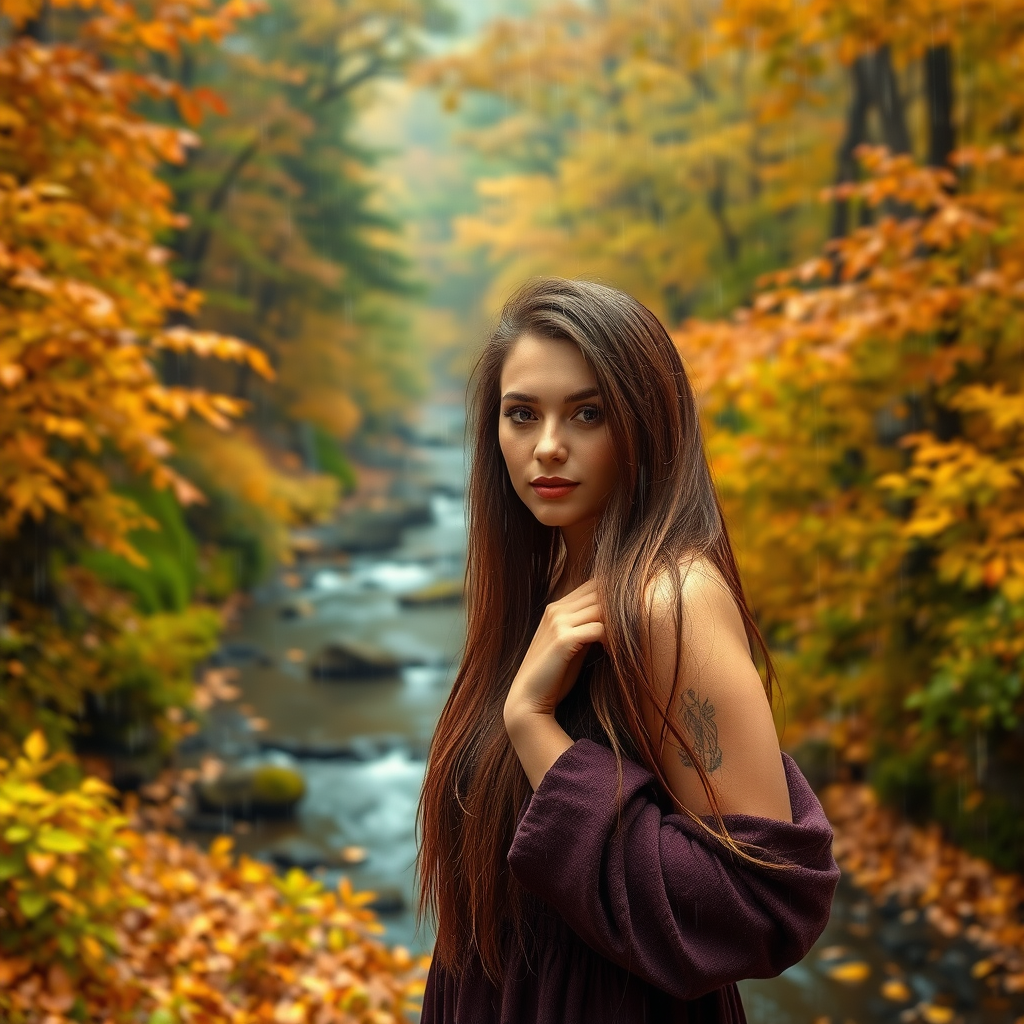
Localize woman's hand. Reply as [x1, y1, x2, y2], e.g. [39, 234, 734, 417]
[505, 579, 605, 722]
[503, 580, 604, 788]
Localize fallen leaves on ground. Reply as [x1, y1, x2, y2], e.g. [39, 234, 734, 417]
[823, 781, 1024, 995]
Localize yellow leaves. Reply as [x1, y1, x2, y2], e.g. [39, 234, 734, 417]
[0, 0, 41, 28]
[826, 959, 871, 983]
[920, 1005, 955, 1024]
[155, 327, 275, 380]
[23, 730, 46, 763]
[881, 977, 912, 1001]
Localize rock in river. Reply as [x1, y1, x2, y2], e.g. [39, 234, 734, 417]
[197, 763, 306, 818]
[266, 836, 335, 870]
[398, 577, 463, 608]
[309, 641, 402, 681]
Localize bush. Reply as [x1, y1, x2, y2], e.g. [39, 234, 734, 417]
[0, 732, 427, 1023]
[0, 570, 219, 760]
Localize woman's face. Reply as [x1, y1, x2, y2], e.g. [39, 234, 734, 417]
[498, 334, 618, 532]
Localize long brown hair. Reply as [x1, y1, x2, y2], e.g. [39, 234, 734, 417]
[416, 277, 777, 982]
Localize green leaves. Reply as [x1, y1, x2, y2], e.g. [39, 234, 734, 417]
[37, 828, 86, 854]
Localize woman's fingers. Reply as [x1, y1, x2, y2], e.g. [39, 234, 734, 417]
[565, 602, 602, 626]
[571, 620, 605, 646]
[557, 579, 599, 609]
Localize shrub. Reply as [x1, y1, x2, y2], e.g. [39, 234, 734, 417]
[0, 732, 427, 1024]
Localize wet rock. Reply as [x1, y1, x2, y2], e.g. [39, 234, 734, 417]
[278, 598, 315, 620]
[398, 578, 463, 608]
[332, 510, 406, 553]
[208, 642, 274, 668]
[267, 837, 334, 870]
[338, 846, 368, 867]
[259, 736, 352, 759]
[183, 810, 236, 833]
[197, 763, 306, 818]
[258, 733, 410, 761]
[309, 641, 402, 681]
[365, 886, 406, 915]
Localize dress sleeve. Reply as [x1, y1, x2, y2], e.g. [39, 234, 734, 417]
[506, 739, 840, 1001]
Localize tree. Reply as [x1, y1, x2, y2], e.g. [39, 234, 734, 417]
[678, 146, 1024, 869]
[156, 0, 453, 448]
[418, 0, 839, 319]
[0, 0, 272, 755]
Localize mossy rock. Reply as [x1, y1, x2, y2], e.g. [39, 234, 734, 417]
[398, 578, 463, 608]
[197, 763, 306, 818]
[251, 764, 306, 807]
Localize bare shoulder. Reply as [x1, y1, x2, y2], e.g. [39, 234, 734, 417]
[641, 554, 792, 821]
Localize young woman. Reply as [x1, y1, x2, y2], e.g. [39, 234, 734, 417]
[417, 278, 839, 1023]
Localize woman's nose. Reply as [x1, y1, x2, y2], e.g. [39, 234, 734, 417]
[534, 417, 567, 463]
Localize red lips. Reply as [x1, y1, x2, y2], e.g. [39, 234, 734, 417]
[530, 476, 579, 499]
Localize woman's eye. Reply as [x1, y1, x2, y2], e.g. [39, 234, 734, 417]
[573, 405, 603, 424]
[503, 406, 535, 424]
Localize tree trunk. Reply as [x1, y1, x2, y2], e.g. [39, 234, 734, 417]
[924, 43, 955, 168]
[831, 54, 872, 239]
[832, 46, 912, 239]
[871, 45, 912, 157]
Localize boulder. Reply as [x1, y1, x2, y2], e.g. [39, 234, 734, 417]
[197, 763, 306, 818]
[266, 836, 334, 870]
[365, 886, 406, 915]
[309, 641, 402, 681]
[398, 577, 463, 608]
[278, 598, 315, 620]
[208, 642, 273, 668]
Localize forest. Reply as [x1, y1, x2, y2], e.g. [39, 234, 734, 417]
[1, 0, 1023, 1021]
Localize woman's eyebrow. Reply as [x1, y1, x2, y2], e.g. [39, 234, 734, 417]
[501, 387, 601, 404]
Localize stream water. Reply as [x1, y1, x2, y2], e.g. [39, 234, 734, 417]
[192, 414, 1019, 1024]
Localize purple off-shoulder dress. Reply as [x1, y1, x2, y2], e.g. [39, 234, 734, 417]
[421, 739, 839, 1023]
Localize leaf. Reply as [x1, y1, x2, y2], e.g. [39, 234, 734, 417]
[4, 824, 31, 844]
[17, 890, 48, 919]
[881, 978, 912, 1001]
[37, 828, 87, 854]
[23, 730, 47, 762]
[826, 960, 871, 983]
[26, 852, 56, 877]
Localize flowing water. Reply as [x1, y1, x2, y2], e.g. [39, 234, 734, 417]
[199, 413, 1018, 1024]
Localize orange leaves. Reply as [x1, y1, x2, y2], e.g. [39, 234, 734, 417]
[0, 6, 269, 562]
[0, 733, 425, 1023]
[824, 779, 1024, 996]
[155, 327, 275, 380]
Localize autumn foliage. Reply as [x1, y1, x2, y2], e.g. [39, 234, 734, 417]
[0, 732, 426, 1023]
[0, 4, 420, 1018]
[424, 0, 1024, 877]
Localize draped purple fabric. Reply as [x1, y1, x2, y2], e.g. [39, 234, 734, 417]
[422, 740, 839, 1024]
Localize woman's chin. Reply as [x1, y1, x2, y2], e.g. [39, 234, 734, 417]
[526, 502, 590, 529]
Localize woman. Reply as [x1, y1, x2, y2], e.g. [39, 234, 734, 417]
[417, 278, 839, 1023]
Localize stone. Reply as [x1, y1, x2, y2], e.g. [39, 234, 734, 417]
[278, 598, 315, 620]
[266, 836, 334, 870]
[196, 763, 306, 818]
[398, 578, 463, 608]
[338, 845, 368, 867]
[309, 641, 402, 681]
[208, 642, 273, 668]
[365, 886, 406, 915]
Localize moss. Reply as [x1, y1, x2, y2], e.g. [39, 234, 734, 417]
[251, 765, 306, 807]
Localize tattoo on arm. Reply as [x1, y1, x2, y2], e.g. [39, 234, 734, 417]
[678, 688, 723, 772]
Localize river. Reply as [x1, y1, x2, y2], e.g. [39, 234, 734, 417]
[190, 413, 1019, 1024]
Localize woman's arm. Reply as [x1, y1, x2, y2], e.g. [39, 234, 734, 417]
[507, 739, 839, 1000]
[642, 558, 792, 822]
